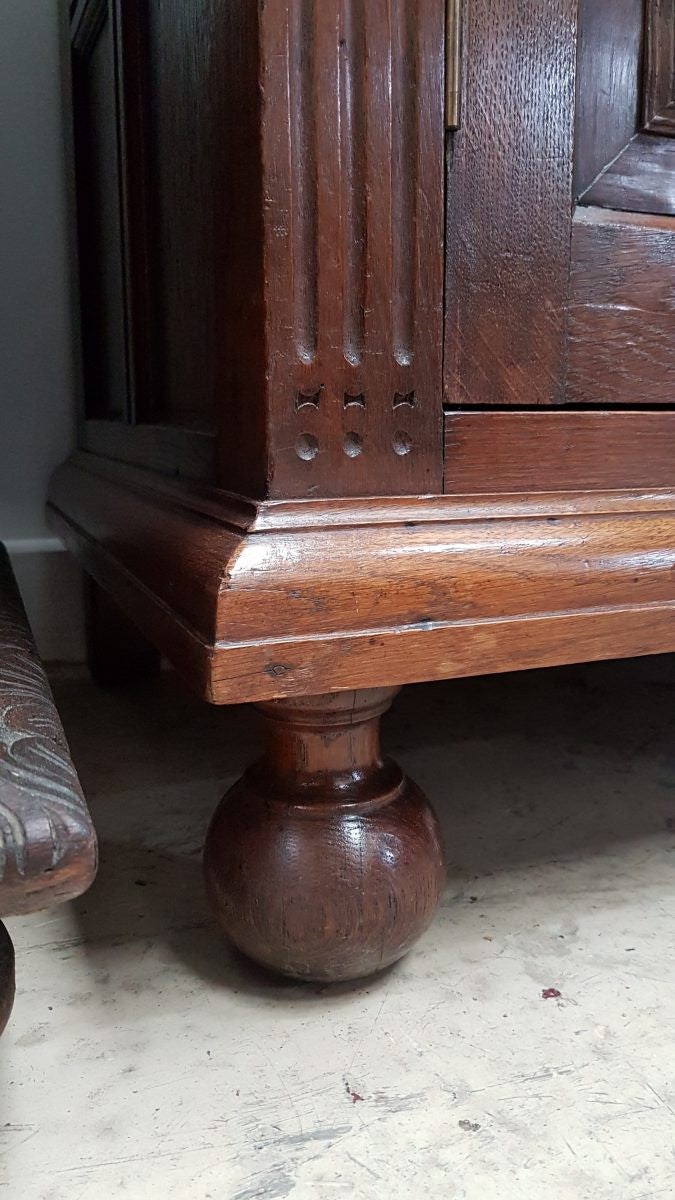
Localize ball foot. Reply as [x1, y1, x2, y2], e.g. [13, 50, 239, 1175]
[204, 688, 445, 982]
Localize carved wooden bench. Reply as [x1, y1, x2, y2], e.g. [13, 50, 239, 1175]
[0, 545, 97, 1034]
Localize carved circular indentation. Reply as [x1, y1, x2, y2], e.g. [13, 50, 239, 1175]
[295, 433, 319, 461]
[343, 432, 363, 458]
[393, 431, 413, 456]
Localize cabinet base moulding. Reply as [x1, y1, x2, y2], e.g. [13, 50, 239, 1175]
[48, 453, 675, 706]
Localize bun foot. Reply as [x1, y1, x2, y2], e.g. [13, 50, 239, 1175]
[204, 688, 445, 982]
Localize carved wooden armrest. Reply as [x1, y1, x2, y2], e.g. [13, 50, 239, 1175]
[0, 544, 97, 1032]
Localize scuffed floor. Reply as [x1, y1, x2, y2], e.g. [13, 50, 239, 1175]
[2, 656, 674, 1199]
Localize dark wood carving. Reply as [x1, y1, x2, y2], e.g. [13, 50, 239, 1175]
[444, 0, 578, 406]
[0, 546, 97, 916]
[568, 208, 675, 406]
[260, 0, 445, 497]
[204, 688, 445, 981]
[57, 0, 675, 985]
[643, 0, 675, 134]
[71, 0, 446, 497]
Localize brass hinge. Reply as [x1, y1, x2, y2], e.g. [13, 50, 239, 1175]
[445, 0, 463, 129]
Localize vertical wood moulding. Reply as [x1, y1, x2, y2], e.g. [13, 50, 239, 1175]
[289, 0, 318, 366]
[391, 0, 416, 369]
[340, 0, 367, 369]
[261, 0, 445, 498]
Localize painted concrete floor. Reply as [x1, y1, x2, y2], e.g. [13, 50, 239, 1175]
[2, 656, 674, 1199]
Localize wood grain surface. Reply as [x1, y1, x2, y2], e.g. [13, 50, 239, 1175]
[444, 0, 578, 406]
[48, 456, 675, 706]
[568, 207, 675, 405]
[0, 546, 97, 916]
[258, 0, 445, 496]
[574, 0, 643, 198]
[580, 135, 675, 216]
[643, 0, 675, 133]
[444, 410, 675, 494]
[204, 687, 444, 981]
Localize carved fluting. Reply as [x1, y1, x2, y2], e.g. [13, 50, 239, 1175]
[262, 0, 445, 497]
[0, 546, 97, 915]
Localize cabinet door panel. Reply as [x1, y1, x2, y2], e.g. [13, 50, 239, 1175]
[567, 208, 675, 406]
[574, 0, 643, 199]
[444, 0, 675, 416]
[443, 0, 578, 408]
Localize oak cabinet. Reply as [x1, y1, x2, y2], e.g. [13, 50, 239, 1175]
[50, 0, 675, 982]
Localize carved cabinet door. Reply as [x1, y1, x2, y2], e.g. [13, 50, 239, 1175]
[69, 0, 673, 502]
[444, 0, 675, 412]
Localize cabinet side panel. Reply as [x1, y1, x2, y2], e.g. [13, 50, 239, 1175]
[444, 0, 578, 407]
[144, 1, 269, 494]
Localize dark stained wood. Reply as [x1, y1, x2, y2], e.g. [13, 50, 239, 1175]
[71, 0, 157, 423]
[643, 0, 675, 134]
[71, 1, 446, 498]
[48, 455, 675, 706]
[256, 0, 445, 496]
[444, 0, 578, 407]
[568, 207, 675, 406]
[206, 0, 267, 497]
[0, 922, 14, 1037]
[49, 454, 247, 651]
[112, 0, 158, 422]
[85, 577, 161, 686]
[444, 411, 675, 494]
[580, 135, 675, 216]
[204, 688, 444, 981]
[0, 545, 97, 916]
[71, 0, 128, 421]
[82, 420, 215, 481]
[58, 0, 675, 985]
[142, 0, 224, 428]
[574, 0, 643, 198]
